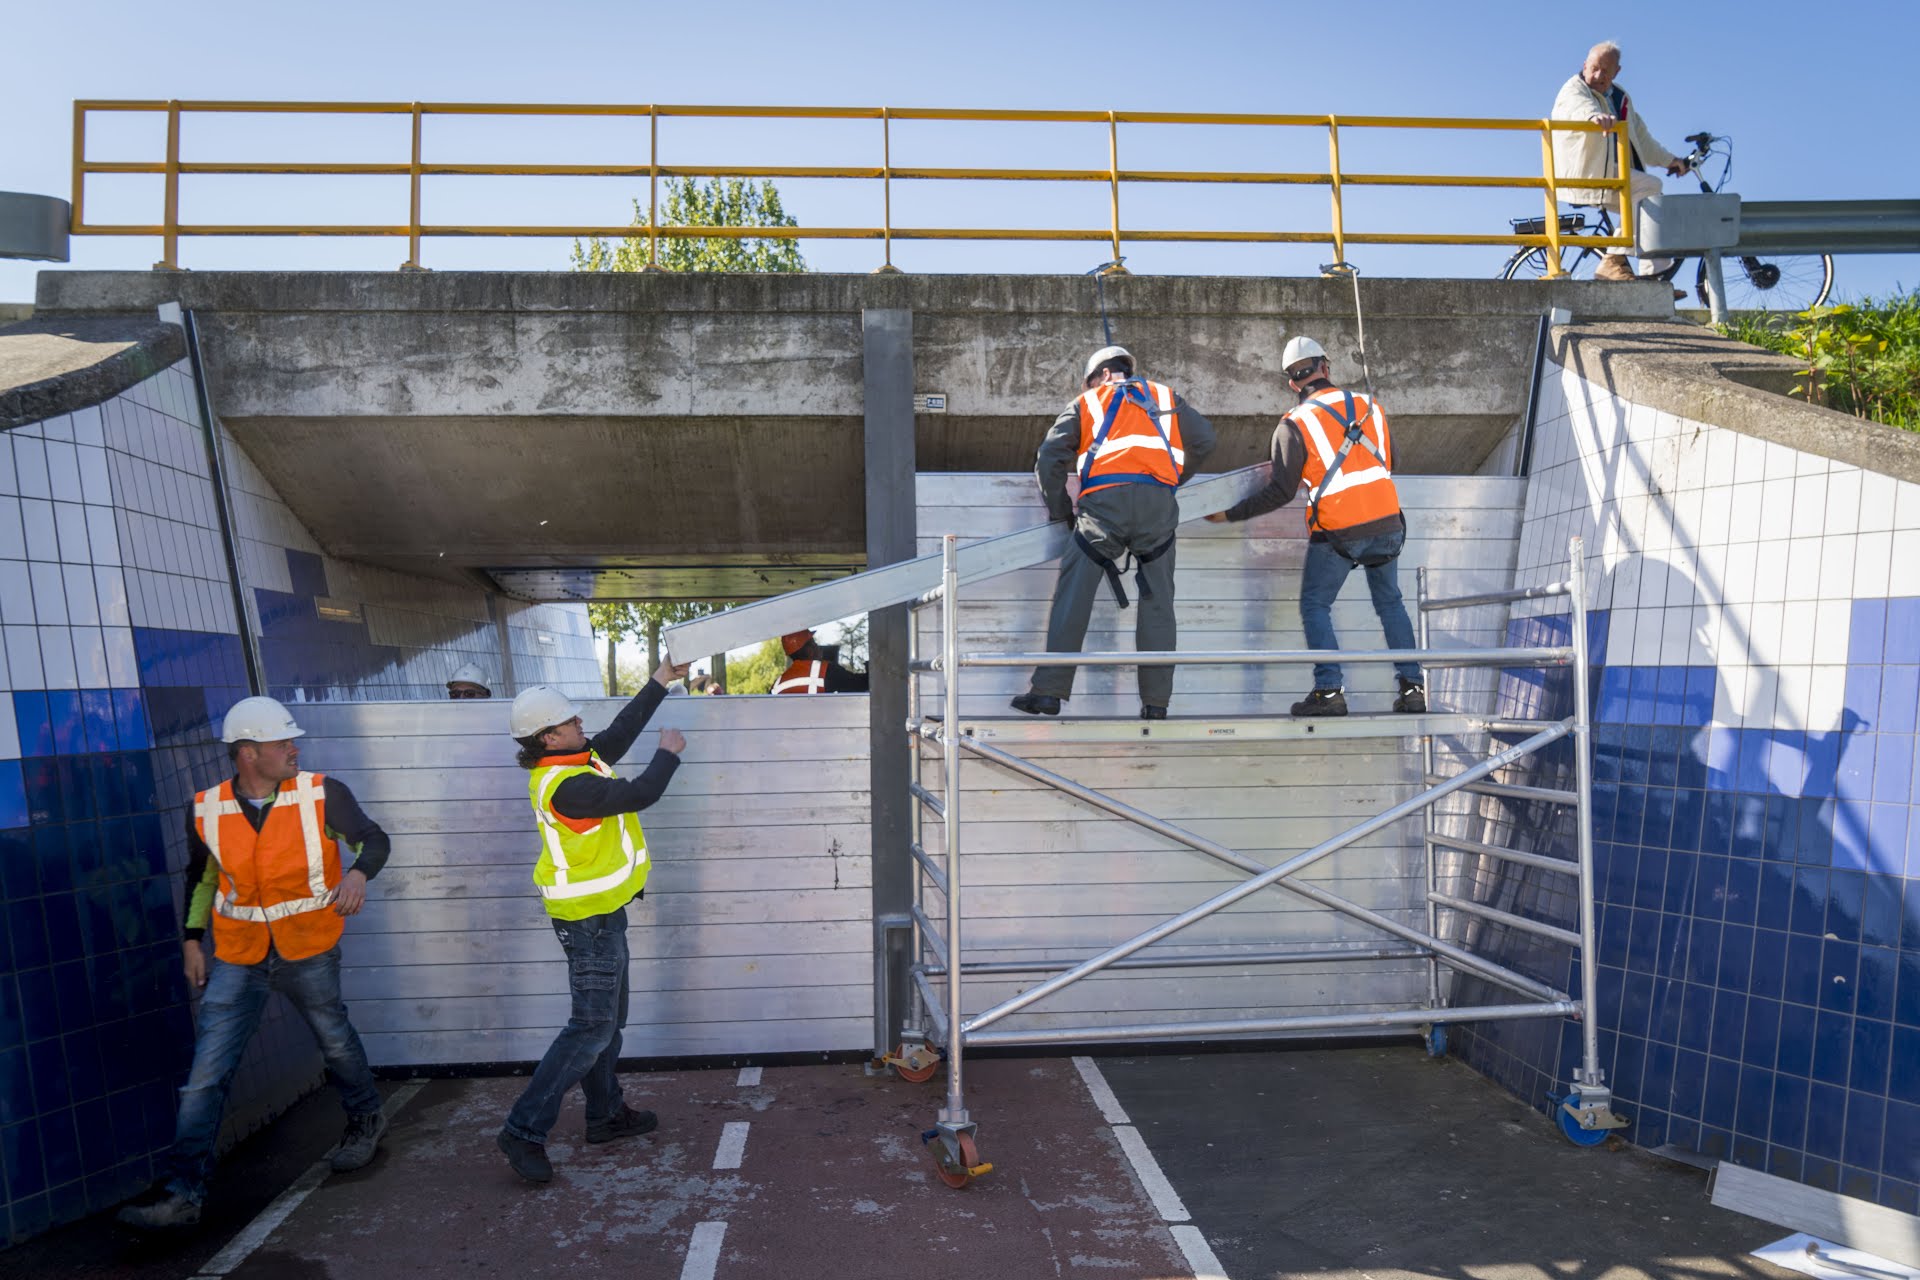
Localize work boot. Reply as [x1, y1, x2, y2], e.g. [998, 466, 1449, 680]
[116, 1190, 201, 1230]
[1140, 705, 1168, 720]
[1593, 254, 1635, 282]
[1291, 688, 1348, 718]
[497, 1129, 553, 1183]
[1393, 678, 1428, 714]
[586, 1105, 659, 1144]
[1010, 692, 1062, 716]
[329, 1108, 388, 1172]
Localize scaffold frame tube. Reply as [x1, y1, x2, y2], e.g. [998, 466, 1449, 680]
[964, 1001, 1582, 1047]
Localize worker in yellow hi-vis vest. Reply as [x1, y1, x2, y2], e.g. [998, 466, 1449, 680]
[497, 657, 689, 1183]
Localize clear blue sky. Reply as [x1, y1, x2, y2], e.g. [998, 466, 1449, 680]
[5, 0, 1915, 299]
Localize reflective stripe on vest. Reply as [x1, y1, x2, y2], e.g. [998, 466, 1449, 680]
[529, 754, 649, 906]
[1075, 379, 1183, 490]
[772, 659, 828, 695]
[1293, 388, 1401, 531]
[198, 772, 335, 925]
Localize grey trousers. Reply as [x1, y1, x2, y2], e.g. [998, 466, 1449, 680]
[1029, 484, 1182, 708]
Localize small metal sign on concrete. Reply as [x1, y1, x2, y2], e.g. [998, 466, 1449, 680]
[0, 192, 71, 262]
[913, 393, 948, 413]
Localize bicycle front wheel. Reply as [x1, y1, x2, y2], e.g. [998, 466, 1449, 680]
[1501, 245, 1587, 282]
[1696, 254, 1834, 312]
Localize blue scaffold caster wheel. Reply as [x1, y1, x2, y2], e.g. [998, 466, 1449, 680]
[1425, 1025, 1448, 1058]
[1556, 1095, 1611, 1147]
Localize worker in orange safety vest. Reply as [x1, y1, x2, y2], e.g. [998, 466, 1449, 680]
[1208, 335, 1425, 717]
[1012, 345, 1216, 719]
[773, 629, 869, 694]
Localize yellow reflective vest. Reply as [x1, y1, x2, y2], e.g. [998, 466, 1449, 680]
[527, 750, 650, 921]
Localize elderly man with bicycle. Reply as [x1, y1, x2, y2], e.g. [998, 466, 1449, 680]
[1551, 40, 1689, 283]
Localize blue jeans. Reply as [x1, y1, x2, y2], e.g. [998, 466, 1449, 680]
[164, 944, 380, 1203]
[504, 906, 629, 1144]
[1299, 534, 1423, 691]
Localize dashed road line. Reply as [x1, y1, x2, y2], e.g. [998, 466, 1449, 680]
[191, 1079, 426, 1279]
[678, 1221, 728, 1280]
[1072, 1054, 1130, 1124]
[1171, 1224, 1230, 1280]
[736, 1066, 762, 1086]
[1114, 1125, 1190, 1222]
[712, 1120, 750, 1170]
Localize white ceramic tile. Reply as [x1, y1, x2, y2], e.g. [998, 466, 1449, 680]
[1812, 599, 1852, 665]
[27, 561, 68, 626]
[1807, 665, 1847, 732]
[1751, 542, 1791, 604]
[1759, 475, 1796, 531]
[37, 625, 76, 688]
[1855, 530, 1894, 598]
[1720, 598, 1757, 664]
[1824, 470, 1863, 536]
[1689, 604, 1719, 665]
[1660, 606, 1693, 665]
[94, 565, 130, 628]
[1775, 664, 1814, 732]
[104, 626, 139, 686]
[1704, 429, 1739, 487]
[1790, 474, 1827, 540]
[1633, 608, 1665, 666]
[1667, 551, 1702, 607]
[1696, 544, 1729, 600]
[1762, 440, 1799, 482]
[1728, 483, 1763, 546]
[43, 441, 82, 505]
[1817, 534, 1857, 600]
[1644, 500, 1677, 555]
[1636, 557, 1669, 608]
[60, 564, 98, 627]
[1744, 666, 1782, 726]
[1859, 472, 1897, 533]
[1784, 537, 1823, 603]
[1795, 450, 1830, 477]
[1713, 661, 1750, 727]
[1892, 529, 1920, 597]
[1747, 601, 1785, 666]
[1671, 487, 1706, 547]
[2, 625, 41, 690]
[11, 435, 51, 500]
[1674, 433, 1709, 491]
[1779, 601, 1817, 665]
[1894, 477, 1920, 530]
[53, 503, 90, 565]
[71, 626, 109, 688]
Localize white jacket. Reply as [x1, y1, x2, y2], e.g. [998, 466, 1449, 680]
[1549, 73, 1676, 207]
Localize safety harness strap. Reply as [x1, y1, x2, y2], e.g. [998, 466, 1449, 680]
[1073, 531, 1175, 610]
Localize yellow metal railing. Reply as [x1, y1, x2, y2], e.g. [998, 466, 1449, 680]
[70, 100, 1634, 274]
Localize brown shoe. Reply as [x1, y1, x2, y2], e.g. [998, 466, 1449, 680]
[1593, 254, 1635, 282]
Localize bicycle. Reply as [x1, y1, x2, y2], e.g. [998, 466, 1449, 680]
[1498, 132, 1833, 312]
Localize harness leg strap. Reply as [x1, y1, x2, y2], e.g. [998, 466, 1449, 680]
[1073, 530, 1131, 609]
[1131, 533, 1175, 601]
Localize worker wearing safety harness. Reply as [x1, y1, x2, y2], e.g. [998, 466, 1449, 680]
[118, 697, 392, 1231]
[1208, 337, 1425, 717]
[498, 660, 688, 1183]
[1013, 345, 1217, 719]
[774, 628, 870, 694]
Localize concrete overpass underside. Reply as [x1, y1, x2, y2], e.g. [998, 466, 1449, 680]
[31, 270, 1670, 600]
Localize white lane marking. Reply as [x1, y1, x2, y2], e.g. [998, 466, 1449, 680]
[712, 1120, 750, 1170]
[736, 1066, 762, 1087]
[1114, 1124, 1190, 1222]
[679, 1221, 728, 1280]
[1171, 1224, 1230, 1279]
[1071, 1055, 1130, 1125]
[193, 1079, 426, 1278]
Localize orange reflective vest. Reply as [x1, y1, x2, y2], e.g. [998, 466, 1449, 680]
[1292, 386, 1402, 533]
[1074, 379, 1184, 496]
[193, 772, 345, 965]
[773, 659, 827, 694]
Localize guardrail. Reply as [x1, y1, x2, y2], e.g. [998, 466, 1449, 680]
[71, 100, 1633, 272]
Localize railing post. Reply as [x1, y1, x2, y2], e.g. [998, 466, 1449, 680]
[1539, 123, 1564, 278]
[154, 100, 181, 271]
[939, 535, 967, 1127]
[1326, 116, 1346, 265]
[1107, 111, 1123, 269]
[875, 106, 901, 274]
[1417, 565, 1440, 1009]
[1615, 121, 1633, 250]
[647, 105, 663, 271]
[401, 103, 425, 271]
[70, 102, 86, 234]
[1567, 536, 1603, 1093]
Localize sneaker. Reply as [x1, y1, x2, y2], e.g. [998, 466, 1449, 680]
[1393, 678, 1428, 714]
[116, 1190, 201, 1230]
[586, 1105, 659, 1144]
[497, 1129, 553, 1184]
[1140, 705, 1168, 720]
[1010, 692, 1062, 716]
[1291, 688, 1348, 718]
[1593, 254, 1635, 282]
[329, 1108, 389, 1172]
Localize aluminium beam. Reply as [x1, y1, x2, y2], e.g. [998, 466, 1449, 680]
[662, 465, 1270, 662]
[962, 1001, 1581, 1048]
[945, 712, 1486, 745]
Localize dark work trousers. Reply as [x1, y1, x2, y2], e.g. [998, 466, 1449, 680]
[503, 905, 630, 1143]
[1029, 483, 1182, 709]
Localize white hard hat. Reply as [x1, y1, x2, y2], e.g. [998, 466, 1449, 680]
[1082, 345, 1134, 383]
[222, 695, 305, 744]
[510, 685, 581, 739]
[447, 662, 490, 690]
[1282, 336, 1327, 371]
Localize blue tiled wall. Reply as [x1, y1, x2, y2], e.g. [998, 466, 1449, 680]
[1448, 364, 1920, 1215]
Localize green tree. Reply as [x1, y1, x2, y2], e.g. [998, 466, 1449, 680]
[570, 177, 806, 274]
[726, 638, 787, 695]
[588, 602, 724, 694]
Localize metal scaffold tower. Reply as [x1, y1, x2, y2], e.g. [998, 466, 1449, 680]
[899, 534, 1621, 1189]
